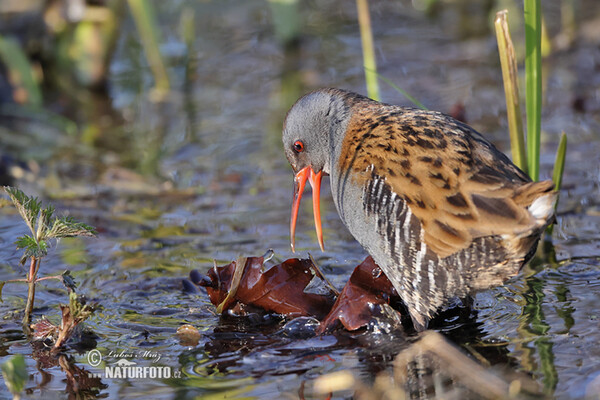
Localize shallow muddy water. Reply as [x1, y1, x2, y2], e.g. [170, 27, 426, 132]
[0, 1, 599, 399]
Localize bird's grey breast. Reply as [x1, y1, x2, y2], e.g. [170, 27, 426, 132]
[331, 165, 424, 296]
[330, 164, 457, 321]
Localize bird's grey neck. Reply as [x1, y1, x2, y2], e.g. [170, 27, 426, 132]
[326, 95, 354, 175]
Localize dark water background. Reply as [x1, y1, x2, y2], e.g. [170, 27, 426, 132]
[0, 0, 599, 398]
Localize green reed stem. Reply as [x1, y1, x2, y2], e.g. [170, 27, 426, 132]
[371, 70, 428, 110]
[356, 0, 380, 101]
[268, 0, 301, 46]
[524, 0, 542, 180]
[22, 257, 39, 335]
[495, 10, 527, 174]
[546, 132, 567, 235]
[0, 36, 42, 107]
[552, 132, 567, 192]
[127, 0, 170, 98]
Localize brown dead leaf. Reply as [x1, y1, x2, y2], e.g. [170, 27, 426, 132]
[53, 294, 95, 351]
[317, 256, 403, 333]
[191, 254, 406, 333]
[31, 293, 96, 352]
[191, 255, 337, 319]
[32, 317, 59, 342]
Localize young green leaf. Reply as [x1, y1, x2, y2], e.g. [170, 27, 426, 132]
[47, 216, 97, 239]
[69, 291, 94, 318]
[15, 235, 37, 251]
[36, 205, 55, 243]
[4, 186, 41, 238]
[4, 186, 97, 337]
[15, 235, 47, 264]
[1, 354, 27, 398]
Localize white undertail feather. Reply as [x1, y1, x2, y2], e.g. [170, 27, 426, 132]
[528, 193, 557, 221]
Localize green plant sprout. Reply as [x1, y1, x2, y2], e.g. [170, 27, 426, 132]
[1, 354, 27, 400]
[32, 291, 96, 352]
[127, 0, 170, 99]
[1, 187, 96, 335]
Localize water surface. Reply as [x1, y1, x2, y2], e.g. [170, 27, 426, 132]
[0, 1, 599, 398]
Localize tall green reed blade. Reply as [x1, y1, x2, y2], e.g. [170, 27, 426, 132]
[127, 0, 170, 98]
[268, 0, 301, 46]
[495, 10, 527, 174]
[524, 0, 542, 180]
[552, 132, 567, 192]
[372, 70, 428, 110]
[356, 0, 380, 101]
[0, 36, 42, 107]
[546, 132, 566, 235]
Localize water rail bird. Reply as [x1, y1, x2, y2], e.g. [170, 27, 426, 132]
[282, 88, 557, 331]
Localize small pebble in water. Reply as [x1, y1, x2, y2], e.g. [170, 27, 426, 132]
[176, 324, 201, 346]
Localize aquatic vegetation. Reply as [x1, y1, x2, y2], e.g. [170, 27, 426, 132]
[1, 187, 96, 336]
[552, 132, 567, 195]
[31, 291, 96, 352]
[495, 2, 567, 191]
[524, 0, 543, 181]
[0, 36, 42, 106]
[127, 0, 170, 98]
[368, 69, 428, 110]
[495, 10, 527, 173]
[356, 0, 380, 100]
[1, 354, 27, 400]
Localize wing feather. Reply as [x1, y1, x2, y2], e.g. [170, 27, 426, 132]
[338, 106, 554, 258]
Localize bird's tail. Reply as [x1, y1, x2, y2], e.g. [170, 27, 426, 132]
[514, 180, 557, 227]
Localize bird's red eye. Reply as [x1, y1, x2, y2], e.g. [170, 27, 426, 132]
[293, 140, 304, 153]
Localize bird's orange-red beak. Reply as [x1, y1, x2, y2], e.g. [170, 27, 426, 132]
[290, 166, 324, 252]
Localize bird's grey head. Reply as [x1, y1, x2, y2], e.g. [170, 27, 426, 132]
[282, 88, 354, 175]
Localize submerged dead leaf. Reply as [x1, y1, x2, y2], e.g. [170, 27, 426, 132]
[32, 317, 58, 342]
[190, 255, 337, 320]
[190, 253, 407, 333]
[317, 256, 402, 334]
